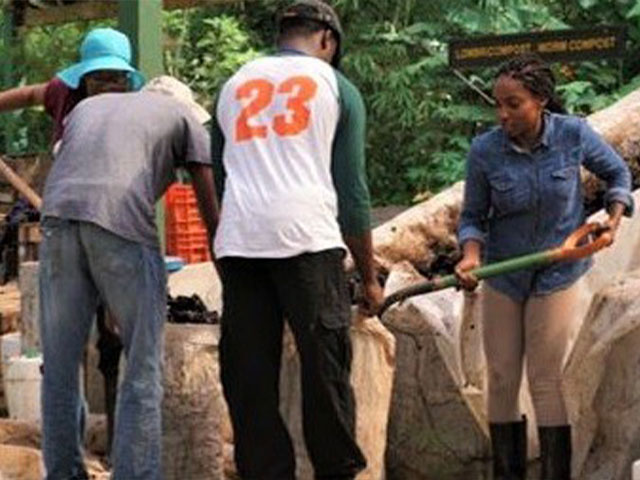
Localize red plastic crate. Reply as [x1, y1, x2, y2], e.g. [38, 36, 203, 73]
[165, 183, 211, 263]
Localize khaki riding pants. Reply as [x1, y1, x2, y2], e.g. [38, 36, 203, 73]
[482, 281, 581, 426]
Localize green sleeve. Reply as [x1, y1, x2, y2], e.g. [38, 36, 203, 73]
[331, 72, 372, 235]
[210, 110, 226, 204]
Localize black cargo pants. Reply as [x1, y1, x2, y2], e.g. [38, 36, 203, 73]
[219, 248, 366, 480]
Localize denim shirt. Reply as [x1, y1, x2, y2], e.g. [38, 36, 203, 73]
[458, 113, 634, 301]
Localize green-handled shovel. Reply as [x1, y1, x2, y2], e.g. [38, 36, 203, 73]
[379, 222, 612, 315]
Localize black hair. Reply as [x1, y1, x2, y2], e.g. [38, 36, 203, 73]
[277, 16, 333, 44]
[496, 53, 566, 114]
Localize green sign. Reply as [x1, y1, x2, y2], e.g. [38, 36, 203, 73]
[449, 26, 626, 69]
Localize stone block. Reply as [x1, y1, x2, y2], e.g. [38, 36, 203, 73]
[18, 261, 39, 353]
[162, 323, 226, 480]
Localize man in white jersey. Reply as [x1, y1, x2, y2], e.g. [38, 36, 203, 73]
[210, 1, 383, 479]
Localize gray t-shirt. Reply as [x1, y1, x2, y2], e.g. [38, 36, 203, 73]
[42, 91, 211, 247]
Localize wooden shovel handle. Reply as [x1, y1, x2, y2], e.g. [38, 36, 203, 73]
[0, 155, 42, 210]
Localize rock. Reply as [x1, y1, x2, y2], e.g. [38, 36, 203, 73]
[164, 263, 237, 479]
[223, 442, 237, 480]
[86, 456, 110, 480]
[162, 323, 227, 480]
[381, 262, 490, 479]
[167, 261, 222, 312]
[565, 276, 640, 480]
[0, 282, 20, 335]
[18, 261, 39, 353]
[280, 315, 396, 480]
[0, 418, 40, 449]
[562, 192, 640, 478]
[0, 419, 110, 479]
[371, 206, 409, 227]
[588, 88, 640, 182]
[85, 414, 108, 457]
[0, 444, 44, 480]
[371, 182, 463, 273]
[84, 340, 106, 415]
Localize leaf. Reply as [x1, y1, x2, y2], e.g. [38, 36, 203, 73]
[627, 0, 640, 18]
[579, 0, 599, 9]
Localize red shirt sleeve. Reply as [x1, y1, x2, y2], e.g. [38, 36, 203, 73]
[43, 77, 84, 144]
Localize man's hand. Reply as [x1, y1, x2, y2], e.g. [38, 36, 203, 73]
[454, 240, 482, 291]
[359, 279, 384, 317]
[344, 232, 383, 317]
[207, 241, 222, 279]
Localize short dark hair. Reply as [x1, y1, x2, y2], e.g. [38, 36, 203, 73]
[496, 53, 566, 114]
[277, 16, 332, 43]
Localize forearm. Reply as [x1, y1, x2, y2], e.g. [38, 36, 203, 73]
[581, 119, 634, 215]
[344, 232, 377, 284]
[188, 164, 220, 240]
[210, 115, 226, 203]
[0, 84, 47, 111]
[462, 239, 482, 263]
[211, 155, 226, 204]
[608, 201, 625, 226]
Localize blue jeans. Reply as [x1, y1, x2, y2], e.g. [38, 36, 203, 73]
[39, 218, 166, 480]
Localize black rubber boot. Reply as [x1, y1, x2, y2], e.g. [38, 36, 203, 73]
[489, 416, 527, 480]
[538, 425, 571, 480]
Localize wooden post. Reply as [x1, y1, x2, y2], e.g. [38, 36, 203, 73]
[118, 0, 166, 249]
[1, 6, 17, 154]
[118, 0, 164, 80]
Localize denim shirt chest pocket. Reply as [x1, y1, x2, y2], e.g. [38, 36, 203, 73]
[488, 172, 531, 218]
[548, 165, 579, 204]
[546, 147, 581, 204]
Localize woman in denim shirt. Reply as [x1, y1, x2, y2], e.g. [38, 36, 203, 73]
[456, 54, 633, 480]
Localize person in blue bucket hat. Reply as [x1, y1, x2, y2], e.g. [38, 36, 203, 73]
[57, 27, 145, 90]
[0, 27, 144, 145]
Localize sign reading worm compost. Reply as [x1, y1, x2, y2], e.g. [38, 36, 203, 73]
[449, 26, 626, 69]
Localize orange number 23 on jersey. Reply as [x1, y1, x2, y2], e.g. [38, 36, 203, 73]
[235, 76, 318, 143]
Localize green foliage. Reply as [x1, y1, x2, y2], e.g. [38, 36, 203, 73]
[333, 0, 562, 203]
[0, 15, 113, 153]
[335, 0, 640, 204]
[0, 8, 262, 152]
[163, 9, 263, 110]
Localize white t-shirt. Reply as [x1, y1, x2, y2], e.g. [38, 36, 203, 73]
[214, 54, 345, 258]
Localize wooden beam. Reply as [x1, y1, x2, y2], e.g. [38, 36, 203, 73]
[22, 1, 118, 27]
[20, 0, 251, 27]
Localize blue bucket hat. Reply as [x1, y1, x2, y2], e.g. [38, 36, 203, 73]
[57, 28, 145, 90]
